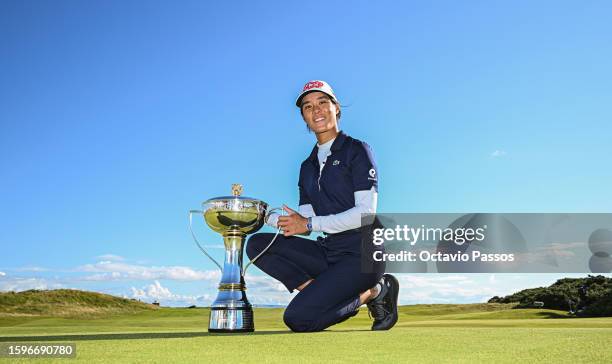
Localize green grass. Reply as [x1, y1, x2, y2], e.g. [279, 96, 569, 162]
[1, 304, 611, 363]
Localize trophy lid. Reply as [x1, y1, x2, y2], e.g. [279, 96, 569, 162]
[203, 184, 265, 205]
[201, 184, 268, 235]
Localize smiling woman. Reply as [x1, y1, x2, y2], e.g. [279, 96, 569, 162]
[245, 80, 400, 332]
[299, 81, 342, 133]
[301, 92, 339, 135]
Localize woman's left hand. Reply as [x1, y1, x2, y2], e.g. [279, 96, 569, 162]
[277, 205, 309, 236]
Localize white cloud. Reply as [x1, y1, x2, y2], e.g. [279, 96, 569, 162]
[81, 272, 122, 281]
[130, 280, 210, 306]
[245, 274, 288, 292]
[126, 273, 295, 307]
[77, 261, 221, 282]
[394, 274, 521, 304]
[13, 266, 49, 272]
[243, 274, 296, 306]
[490, 150, 507, 158]
[0, 271, 5, 277]
[96, 254, 125, 262]
[0, 277, 64, 292]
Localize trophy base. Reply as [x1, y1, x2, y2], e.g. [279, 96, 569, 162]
[208, 328, 254, 333]
[208, 306, 254, 333]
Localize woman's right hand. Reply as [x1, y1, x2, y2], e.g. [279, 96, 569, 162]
[277, 205, 309, 237]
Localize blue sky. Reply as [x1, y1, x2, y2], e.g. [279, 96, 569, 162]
[1, 1, 611, 306]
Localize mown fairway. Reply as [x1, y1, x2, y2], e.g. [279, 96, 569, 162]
[1, 304, 611, 363]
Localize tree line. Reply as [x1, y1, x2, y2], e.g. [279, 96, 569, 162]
[488, 275, 612, 317]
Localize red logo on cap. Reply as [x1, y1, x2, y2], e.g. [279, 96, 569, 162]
[303, 81, 325, 91]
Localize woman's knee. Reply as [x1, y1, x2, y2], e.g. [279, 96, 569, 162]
[283, 305, 321, 333]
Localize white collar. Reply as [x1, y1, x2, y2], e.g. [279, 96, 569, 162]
[317, 137, 336, 149]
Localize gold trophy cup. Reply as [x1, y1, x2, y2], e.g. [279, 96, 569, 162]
[189, 184, 268, 332]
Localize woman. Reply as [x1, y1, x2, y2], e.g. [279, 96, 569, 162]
[246, 80, 399, 332]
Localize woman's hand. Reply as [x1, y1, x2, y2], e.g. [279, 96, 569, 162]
[277, 205, 309, 236]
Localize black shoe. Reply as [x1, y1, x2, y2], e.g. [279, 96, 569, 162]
[366, 274, 399, 331]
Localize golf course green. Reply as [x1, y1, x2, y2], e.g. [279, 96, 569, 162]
[1, 303, 611, 363]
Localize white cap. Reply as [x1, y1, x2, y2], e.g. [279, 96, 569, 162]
[295, 80, 339, 107]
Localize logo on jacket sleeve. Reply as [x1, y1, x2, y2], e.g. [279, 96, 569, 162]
[368, 168, 377, 180]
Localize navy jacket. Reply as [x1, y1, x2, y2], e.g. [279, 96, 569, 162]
[298, 131, 378, 217]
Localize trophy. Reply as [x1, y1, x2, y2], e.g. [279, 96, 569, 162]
[189, 184, 269, 332]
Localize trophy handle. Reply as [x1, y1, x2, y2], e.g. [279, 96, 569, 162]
[189, 210, 223, 272]
[243, 207, 284, 275]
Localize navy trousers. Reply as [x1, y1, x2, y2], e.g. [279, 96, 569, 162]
[246, 232, 384, 332]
